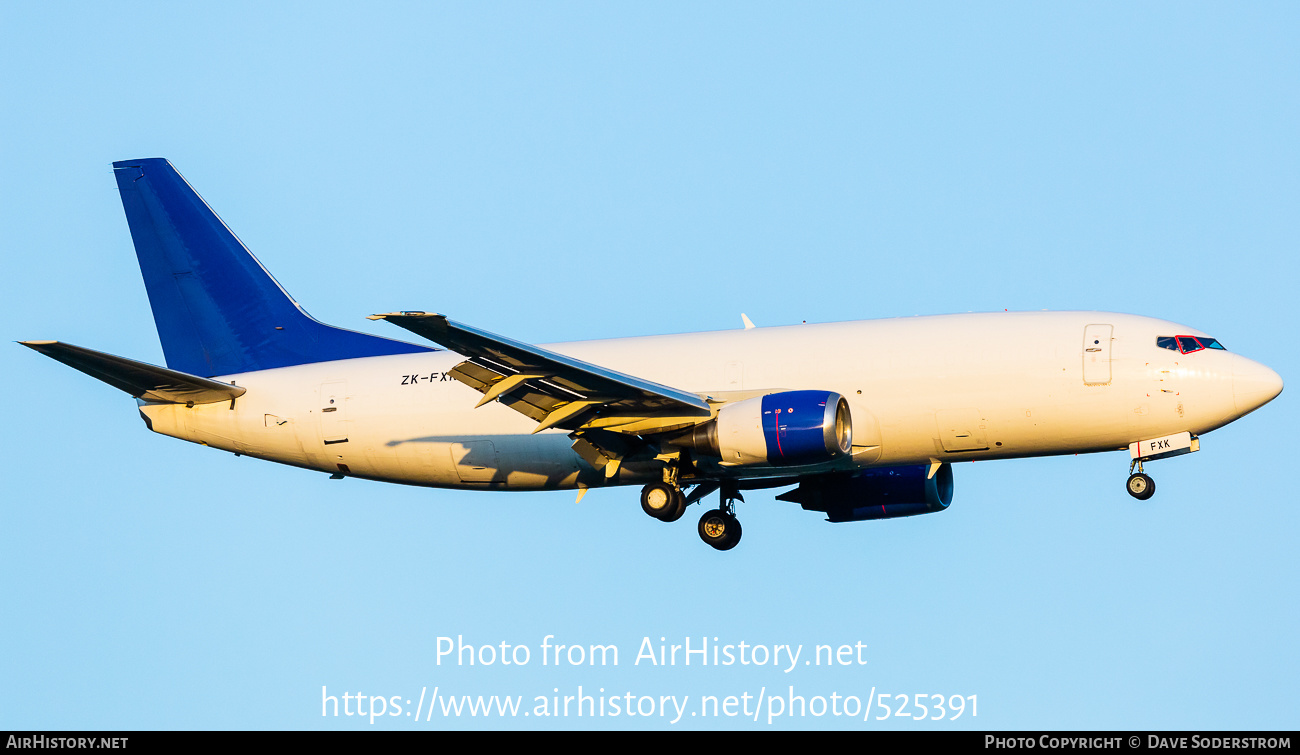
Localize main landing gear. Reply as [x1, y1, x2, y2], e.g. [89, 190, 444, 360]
[1126, 459, 1156, 501]
[698, 487, 743, 551]
[640, 481, 686, 522]
[638, 478, 744, 551]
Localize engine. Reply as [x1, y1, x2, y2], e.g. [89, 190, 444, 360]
[776, 463, 954, 522]
[673, 390, 853, 466]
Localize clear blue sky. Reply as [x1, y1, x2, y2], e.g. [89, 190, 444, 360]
[2, 1, 1296, 730]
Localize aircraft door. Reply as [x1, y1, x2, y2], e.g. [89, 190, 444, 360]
[1083, 324, 1113, 386]
[320, 380, 349, 444]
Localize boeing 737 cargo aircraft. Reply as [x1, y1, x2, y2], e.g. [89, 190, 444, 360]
[22, 159, 1284, 550]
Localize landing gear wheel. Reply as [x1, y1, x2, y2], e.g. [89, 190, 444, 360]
[1126, 473, 1156, 500]
[641, 482, 685, 521]
[698, 509, 742, 551]
[659, 493, 686, 522]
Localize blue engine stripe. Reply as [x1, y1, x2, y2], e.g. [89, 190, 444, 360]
[760, 390, 834, 465]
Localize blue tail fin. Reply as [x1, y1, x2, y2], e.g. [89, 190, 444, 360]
[112, 158, 430, 377]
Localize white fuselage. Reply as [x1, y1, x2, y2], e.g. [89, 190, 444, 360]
[137, 311, 1279, 490]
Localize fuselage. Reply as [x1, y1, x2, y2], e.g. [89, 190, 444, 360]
[138, 311, 1282, 491]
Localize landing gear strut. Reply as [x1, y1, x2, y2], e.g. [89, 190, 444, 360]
[1126, 459, 1156, 500]
[698, 483, 743, 551]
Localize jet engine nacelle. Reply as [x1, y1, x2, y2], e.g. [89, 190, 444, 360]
[711, 390, 853, 466]
[776, 463, 954, 522]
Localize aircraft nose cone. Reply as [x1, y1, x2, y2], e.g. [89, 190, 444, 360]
[1233, 356, 1283, 414]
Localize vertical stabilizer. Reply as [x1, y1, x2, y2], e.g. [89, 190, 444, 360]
[112, 158, 429, 377]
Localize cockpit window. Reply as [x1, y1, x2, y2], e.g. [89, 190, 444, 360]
[1157, 335, 1226, 354]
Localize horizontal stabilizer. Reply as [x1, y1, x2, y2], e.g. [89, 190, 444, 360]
[20, 341, 247, 405]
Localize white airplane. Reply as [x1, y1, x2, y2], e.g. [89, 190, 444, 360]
[23, 159, 1284, 551]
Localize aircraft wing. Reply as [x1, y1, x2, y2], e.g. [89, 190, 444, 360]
[21, 341, 247, 405]
[369, 312, 712, 434]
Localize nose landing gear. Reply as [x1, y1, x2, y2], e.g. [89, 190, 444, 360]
[1126, 459, 1156, 500]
